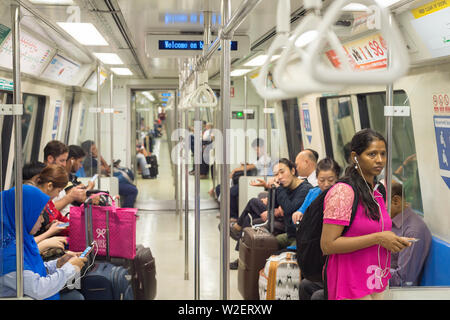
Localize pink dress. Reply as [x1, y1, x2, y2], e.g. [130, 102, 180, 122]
[323, 183, 392, 300]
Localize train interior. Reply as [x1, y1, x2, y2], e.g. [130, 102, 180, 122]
[1, 0, 450, 300]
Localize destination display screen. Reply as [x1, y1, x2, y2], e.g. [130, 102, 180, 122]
[158, 40, 238, 51]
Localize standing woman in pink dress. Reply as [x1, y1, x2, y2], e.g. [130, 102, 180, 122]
[320, 129, 413, 300]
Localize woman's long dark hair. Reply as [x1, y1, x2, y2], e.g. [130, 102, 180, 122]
[343, 129, 387, 221]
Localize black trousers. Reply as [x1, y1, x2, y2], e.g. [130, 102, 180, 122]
[298, 279, 324, 300]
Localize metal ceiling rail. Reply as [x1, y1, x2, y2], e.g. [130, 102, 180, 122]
[179, 0, 263, 91]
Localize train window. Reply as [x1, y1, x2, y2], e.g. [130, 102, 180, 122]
[358, 91, 424, 214]
[78, 94, 99, 177]
[320, 96, 356, 169]
[281, 99, 302, 162]
[22, 93, 46, 163]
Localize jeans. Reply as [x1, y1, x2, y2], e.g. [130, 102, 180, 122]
[119, 182, 138, 208]
[136, 153, 150, 176]
[298, 279, 324, 300]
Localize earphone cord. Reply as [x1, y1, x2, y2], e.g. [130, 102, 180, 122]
[355, 163, 390, 286]
[60, 241, 99, 291]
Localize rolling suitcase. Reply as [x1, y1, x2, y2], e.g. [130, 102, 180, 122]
[146, 155, 158, 178]
[80, 262, 133, 300]
[237, 185, 279, 300]
[132, 245, 157, 300]
[80, 197, 134, 300]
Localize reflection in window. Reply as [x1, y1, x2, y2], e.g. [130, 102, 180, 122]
[321, 96, 356, 170]
[361, 91, 423, 214]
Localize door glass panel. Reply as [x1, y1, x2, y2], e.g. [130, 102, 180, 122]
[22, 94, 45, 163]
[323, 96, 356, 169]
[359, 91, 434, 288]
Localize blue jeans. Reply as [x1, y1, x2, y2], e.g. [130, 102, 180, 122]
[119, 182, 138, 208]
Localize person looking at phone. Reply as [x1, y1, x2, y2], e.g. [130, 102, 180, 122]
[320, 129, 412, 300]
[0, 185, 87, 300]
[389, 181, 432, 287]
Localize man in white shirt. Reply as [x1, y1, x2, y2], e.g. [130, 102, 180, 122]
[295, 149, 318, 187]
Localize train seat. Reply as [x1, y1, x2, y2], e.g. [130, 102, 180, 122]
[420, 236, 450, 286]
[238, 176, 266, 215]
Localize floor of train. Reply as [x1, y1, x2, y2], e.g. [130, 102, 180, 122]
[134, 133, 242, 300]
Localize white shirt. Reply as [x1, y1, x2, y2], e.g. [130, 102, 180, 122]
[255, 154, 272, 176]
[299, 170, 317, 187]
[0, 260, 77, 300]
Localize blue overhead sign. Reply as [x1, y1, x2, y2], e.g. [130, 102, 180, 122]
[434, 115, 450, 189]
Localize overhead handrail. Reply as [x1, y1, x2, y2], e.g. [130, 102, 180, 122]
[273, 2, 345, 96]
[250, 0, 298, 101]
[305, 0, 410, 85]
[189, 71, 218, 108]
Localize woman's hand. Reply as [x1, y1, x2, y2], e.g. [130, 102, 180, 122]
[56, 251, 79, 268]
[377, 231, 412, 253]
[68, 256, 88, 272]
[37, 236, 67, 253]
[292, 211, 303, 224]
[46, 220, 67, 236]
[250, 178, 267, 188]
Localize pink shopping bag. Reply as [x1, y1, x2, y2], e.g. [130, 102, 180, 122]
[69, 192, 137, 260]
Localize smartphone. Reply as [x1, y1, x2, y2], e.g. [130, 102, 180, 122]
[90, 174, 98, 182]
[408, 238, 420, 243]
[80, 242, 95, 258]
[58, 222, 69, 228]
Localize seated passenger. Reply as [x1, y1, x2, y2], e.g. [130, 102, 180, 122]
[271, 159, 313, 249]
[136, 144, 151, 178]
[389, 181, 432, 287]
[294, 158, 341, 300]
[292, 157, 341, 224]
[43, 140, 86, 213]
[295, 149, 319, 187]
[81, 140, 111, 176]
[0, 185, 87, 300]
[31, 164, 70, 244]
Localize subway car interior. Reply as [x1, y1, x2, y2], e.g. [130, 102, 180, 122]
[0, 0, 449, 301]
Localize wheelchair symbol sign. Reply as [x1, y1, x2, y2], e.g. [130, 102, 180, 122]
[434, 115, 450, 189]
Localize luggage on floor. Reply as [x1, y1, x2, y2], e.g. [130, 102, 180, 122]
[237, 185, 278, 300]
[96, 245, 157, 300]
[133, 244, 157, 300]
[146, 155, 158, 178]
[258, 252, 301, 300]
[80, 262, 133, 300]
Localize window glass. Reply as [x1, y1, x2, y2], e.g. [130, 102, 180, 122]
[22, 94, 45, 163]
[323, 96, 356, 169]
[362, 91, 423, 213]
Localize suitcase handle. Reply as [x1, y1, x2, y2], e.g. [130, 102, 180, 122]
[83, 192, 117, 211]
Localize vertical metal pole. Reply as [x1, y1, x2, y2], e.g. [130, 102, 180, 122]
[385, 16, 393, 216]
[110, 74, 114, 178]
[184, 107, 190, 281]
[11, 2, 24, 299]
[244, 75, 248, 176]
[264, 99, 269, 181]
[175, 90, 182, 241]
[96, 65, 102, 189]
[194, 103, 201, 300]
[220, 0, 231, 300]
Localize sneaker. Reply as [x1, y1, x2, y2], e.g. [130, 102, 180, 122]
[229, 259, 239, 270]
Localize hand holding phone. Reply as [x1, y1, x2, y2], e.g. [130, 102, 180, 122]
[408, 238, 420, 243]
[79, 242, 95, 258]
[58, 222, 69, 228]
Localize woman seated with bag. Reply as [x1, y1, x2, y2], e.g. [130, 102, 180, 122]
[0, 185, 87, 300]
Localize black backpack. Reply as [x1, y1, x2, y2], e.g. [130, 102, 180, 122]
[296, 180, 386, 283]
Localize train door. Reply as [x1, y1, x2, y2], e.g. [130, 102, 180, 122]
[281, 99, 303, 161]
[319, 96, 357, 169]
[358, 91, 424, 213]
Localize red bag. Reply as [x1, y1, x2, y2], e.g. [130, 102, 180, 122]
[69, 192, 137, 260]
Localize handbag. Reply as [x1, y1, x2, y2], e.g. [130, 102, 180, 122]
[69, 192, 137, 260]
